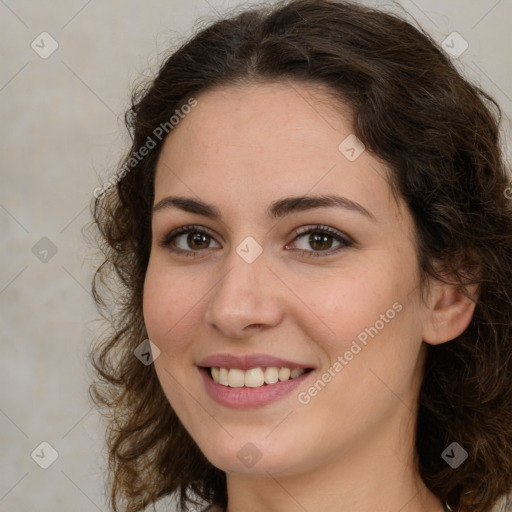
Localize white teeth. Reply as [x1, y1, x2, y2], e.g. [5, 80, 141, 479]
[227, 369, 245, 387]
[278, 367, 291, 381]
[210, 366, 308, 387]
[264, 366, 279, 384]
[245, 368, 265, 387]
[290, 368, 306, 379]
[219, 368, 229, 386]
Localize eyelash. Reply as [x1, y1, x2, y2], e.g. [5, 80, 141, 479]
[159, 224, 354, 258]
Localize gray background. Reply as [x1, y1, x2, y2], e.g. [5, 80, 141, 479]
[1, 0, 511, 511]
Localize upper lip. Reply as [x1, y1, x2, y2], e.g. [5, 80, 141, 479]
[197, 353, 314, 370]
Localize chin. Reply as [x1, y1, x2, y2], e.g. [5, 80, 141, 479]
[196, 435, 304, 476]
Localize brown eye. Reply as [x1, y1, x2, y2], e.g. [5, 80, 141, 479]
[287, 225, 353, 257]
[160, 225, 220, 255]
[308, 232, 334, 251]
[187, 232, 211, 250]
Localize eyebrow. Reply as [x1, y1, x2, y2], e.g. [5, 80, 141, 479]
[152, 194, 376, 221]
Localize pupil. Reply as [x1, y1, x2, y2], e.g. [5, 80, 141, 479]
[188, 232, 209, 249]
[310, 233, 331, 251]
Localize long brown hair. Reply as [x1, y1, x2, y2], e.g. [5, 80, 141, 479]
[88, 1, 512, 511]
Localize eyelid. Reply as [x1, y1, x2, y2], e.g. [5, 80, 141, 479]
[286, 225, 354, 255]
[159, 224, 218, 248]
[291, 224, 352, 242]
[159, 224, 354, 257]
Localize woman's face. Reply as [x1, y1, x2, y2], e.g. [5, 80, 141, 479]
[143, 81, 430, 477]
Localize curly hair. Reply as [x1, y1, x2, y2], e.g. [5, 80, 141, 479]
[88, 1, 512, 511]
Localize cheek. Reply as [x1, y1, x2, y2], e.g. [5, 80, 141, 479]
[297, 262, 401, 346]
[143, 267, 167, 340]
[142, 262, 195, 348]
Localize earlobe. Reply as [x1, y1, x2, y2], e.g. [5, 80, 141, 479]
[422, 282, 479, 346]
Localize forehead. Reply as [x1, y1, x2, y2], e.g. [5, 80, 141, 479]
[153, 81, 400, 223]
[159, 81, 350, 156]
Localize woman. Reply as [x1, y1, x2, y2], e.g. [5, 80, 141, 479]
[89, 1, 512, 511]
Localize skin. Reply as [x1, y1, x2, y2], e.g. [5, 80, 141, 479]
[143, 81, 477, 512]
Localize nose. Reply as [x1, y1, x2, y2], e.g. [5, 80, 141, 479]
[203, 249, 285, 339]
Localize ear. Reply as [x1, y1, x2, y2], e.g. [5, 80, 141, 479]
[422, 280, 479, 345]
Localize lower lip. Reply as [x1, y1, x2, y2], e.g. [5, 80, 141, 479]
[199, 367, 312, 408]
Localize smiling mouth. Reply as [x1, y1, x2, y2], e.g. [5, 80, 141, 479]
[206, 366, 314, 388]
